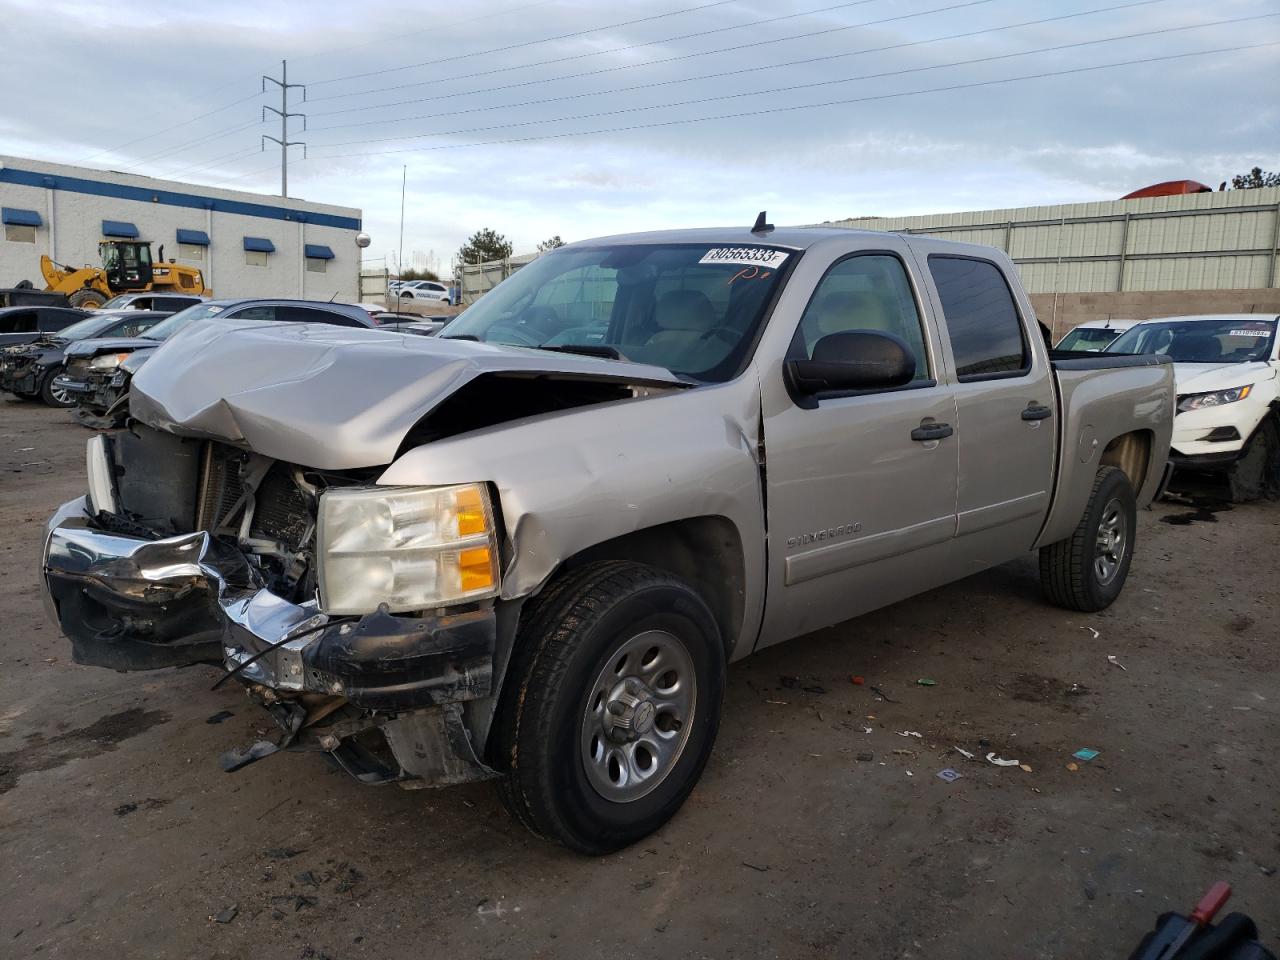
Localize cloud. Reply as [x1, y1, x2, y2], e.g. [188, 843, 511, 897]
[2, 0, 1277, 269]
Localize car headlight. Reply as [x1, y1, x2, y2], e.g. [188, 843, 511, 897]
[1177, 384, 1252, 412]
[88, 352, 131, 370]
[316, 483, 500, 614]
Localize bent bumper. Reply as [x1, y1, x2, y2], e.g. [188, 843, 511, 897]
[40, 498, 496, 710]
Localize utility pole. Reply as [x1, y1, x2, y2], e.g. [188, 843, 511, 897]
[262, 60, 306, 198]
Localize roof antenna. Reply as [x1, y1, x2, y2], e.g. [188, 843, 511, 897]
[751, 210, 774, 235]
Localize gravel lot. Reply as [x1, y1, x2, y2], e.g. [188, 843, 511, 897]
[2, 398, 1276, 959]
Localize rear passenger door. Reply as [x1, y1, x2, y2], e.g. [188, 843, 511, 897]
[919, 254, 1055, 559]
[0, 310, 38, 346]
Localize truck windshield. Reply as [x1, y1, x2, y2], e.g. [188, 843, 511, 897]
[141, 302, 227, 341]
[441, 243, 793, 381]
[1106, 318, 1276, 363]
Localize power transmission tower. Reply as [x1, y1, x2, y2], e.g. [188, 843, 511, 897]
[262, 60, 306, 197]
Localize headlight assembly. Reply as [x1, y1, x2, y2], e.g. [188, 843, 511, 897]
[317, 483, 500, 614]
[88, 352, 131, 371]
[1177, 384, 1252, 412]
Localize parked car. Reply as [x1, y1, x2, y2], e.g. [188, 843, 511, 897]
[1, 309, 168, 406]
[1105, 313, 1279, 500]
[97, 292, 208, 312]
[397, 280, 451, 303]
[1055, 318, 1138, 352]
[40, 225, 1173, 853]
[58, 298, 379, 427]
[0, 305, 89, 348]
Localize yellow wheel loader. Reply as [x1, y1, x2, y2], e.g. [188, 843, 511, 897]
[39, 241, 209, 309]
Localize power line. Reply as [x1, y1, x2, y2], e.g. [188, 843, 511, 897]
[307, 17, 1277, 150]
[309, 0, 1187, 134]
[308, 0, 748, 88]
[301, 42, 1279, 164]
[73, 89, 264, 165]
[115, 118, 264, 173]
[308, 0, 890, 103]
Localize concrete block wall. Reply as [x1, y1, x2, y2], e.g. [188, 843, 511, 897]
[1031, 288, 1280, 340]
[1, 155, 362, 302]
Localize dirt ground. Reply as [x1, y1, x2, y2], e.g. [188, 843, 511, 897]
[2, 398, 1276, 959]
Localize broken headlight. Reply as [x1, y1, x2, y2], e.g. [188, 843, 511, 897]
[316, 483, 499, 615]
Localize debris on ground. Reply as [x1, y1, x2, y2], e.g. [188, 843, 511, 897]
[954, 746, 975, 759]
[986, 753, 1020, 767]
[1019, 764, 1033, 773]
[114, 798, 167, 816]
[1107, 655, 1128, 671]
[114, 802, 137, 817]
[210, 904, 238, 924]
[264, 847, 307, 860]
[870, 685, 899, 703]
[936, 768, 962, 782]
[850, 675, 865, 685]
[917, 678, 936, 686]
[205, 711, 234, 725]
[272, 894, 318, 912]
[856, 752, 874, 762]
[295, 870, 322, 888]
[220, 740, 279, 772]
[741, 861, 769, 872]
[1067, 762, 1080, 772]
[1083, 626, 1100, 639]
[1072, 748, 1101, 762]
[896, 730, 922, 738]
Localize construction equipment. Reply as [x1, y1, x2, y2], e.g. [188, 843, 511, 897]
[38, 241, 208, 308]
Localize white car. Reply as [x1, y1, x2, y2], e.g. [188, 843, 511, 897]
[1105, 314, 1279, 500]
[1055, 319, 1138, 352]
[396, 280, 450, 303]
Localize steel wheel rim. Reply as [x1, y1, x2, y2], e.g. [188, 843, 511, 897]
[1093, 497, 1127, 585]
[580, 629, 697, 803]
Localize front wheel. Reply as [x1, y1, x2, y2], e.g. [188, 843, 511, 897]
[1039, 465, 1137, 612]
[493, 561, 725, 854]
[68, 288, 107, 309]
[40, 367, 75, 408]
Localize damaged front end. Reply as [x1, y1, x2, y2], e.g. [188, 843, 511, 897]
[42, 427, 501, 787]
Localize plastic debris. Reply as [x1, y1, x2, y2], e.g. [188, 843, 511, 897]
[850, 675, 865, 685]
[211, 904, 238, 924]
[220, 740, 278, 772]
[917, 678, 936, 686]
[936, 768, 962, 783]
[1066, 762, 1080, 772]
[953, 746, 975, 760]
[985, 753, 1020, 767]
[764, 699, 788, 705]
[896, 730, 923, 738]
[1083, 626, 1100, 639]
[863, 727, 873, 734]
[1072, 748, 1100, 762]
[905, 771, 913, 777]
[1019, 764, 1033, 773]
[1107, 655, 1128, 671]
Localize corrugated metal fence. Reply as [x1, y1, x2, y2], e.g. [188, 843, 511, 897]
[460, 252, 538, 304]
[826, 187, 1280, 294]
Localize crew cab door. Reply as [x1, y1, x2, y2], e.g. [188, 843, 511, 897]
[916, 253, 1056, 562]
[756, 243, 960, 646]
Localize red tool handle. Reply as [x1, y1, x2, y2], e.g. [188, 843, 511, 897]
[1189, 881, 1232, 926]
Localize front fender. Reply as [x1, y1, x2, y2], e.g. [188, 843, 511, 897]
[378, 375, 767, 657]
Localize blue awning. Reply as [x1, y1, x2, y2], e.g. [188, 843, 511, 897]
[102, 219, 139, 238]
[2, 207, 42, 227]
[304, 244, 335, 260]
[243, 236, 275, 253]
[176, 228, 210, 246]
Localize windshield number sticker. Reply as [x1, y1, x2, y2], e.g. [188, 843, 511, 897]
[699, 248, 789, 269]
[1228, 328, 1270, 337]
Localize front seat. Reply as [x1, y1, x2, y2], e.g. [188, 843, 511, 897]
[802, 290, 898, 355]
[1177, 334, 1222, 362]
[636, 289, 720, 370]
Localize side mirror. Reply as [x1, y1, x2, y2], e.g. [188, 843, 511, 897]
[785, 330, 916, 397]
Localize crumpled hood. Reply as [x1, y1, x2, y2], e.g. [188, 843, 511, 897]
[64, 337, 159, 358]
[1172, 361, 1275, 395]
[130, 318, 684, 469]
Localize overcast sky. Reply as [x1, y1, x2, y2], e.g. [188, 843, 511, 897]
[2, 0, 1276, 274]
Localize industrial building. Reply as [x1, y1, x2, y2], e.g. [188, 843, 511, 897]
[0, 155, 364, 302]
[826, 186, 1280, 337]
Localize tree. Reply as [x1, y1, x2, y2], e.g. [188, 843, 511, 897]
[397, 267, 439, 282]
[537, 235, 565, 253]
[1230, 166, 1280, 189]
[457, 228, 513, 265]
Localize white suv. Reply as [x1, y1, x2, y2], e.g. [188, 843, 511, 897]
[1106, 314, 1279, 500]
[397, 280, 450, 303]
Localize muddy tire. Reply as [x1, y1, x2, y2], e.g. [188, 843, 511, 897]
[39, 367, 75, 408]
[493, 561, 725, 854]
[1039, 465, 1136, 613]
[68, 288, 107, 309]
[1226, 418, 1280, 503]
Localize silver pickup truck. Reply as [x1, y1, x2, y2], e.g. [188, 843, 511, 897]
[41, 224, 1174, 853]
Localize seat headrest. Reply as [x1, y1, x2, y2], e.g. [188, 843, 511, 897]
[655, 289, 716, 331]
[810, 290, 896, 336]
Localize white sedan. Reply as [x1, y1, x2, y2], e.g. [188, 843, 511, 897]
[396, 280, 451, 303]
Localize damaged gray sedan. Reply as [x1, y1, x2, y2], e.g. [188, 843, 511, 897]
[42, 225, 1174, 853]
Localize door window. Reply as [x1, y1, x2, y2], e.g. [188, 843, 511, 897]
[793, 254, 931, 382]
[274, 305, 366, 328]
[928, 256, 1029, 380]
[0, 311, 37, 334]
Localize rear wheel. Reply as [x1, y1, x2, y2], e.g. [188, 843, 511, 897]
[1039, 465, 1136, 612]
[68, 288, 108, 309]
[39, 367, 75, 407]
[1226, 419, 1280, 503]
[493, 561, 725, 854]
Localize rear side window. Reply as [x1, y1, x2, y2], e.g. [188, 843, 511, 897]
[106, 316, 165, 338]
[0, 311, 37, 334]
[928, 256, 1029, 380]
[275, 305, 366, 328]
